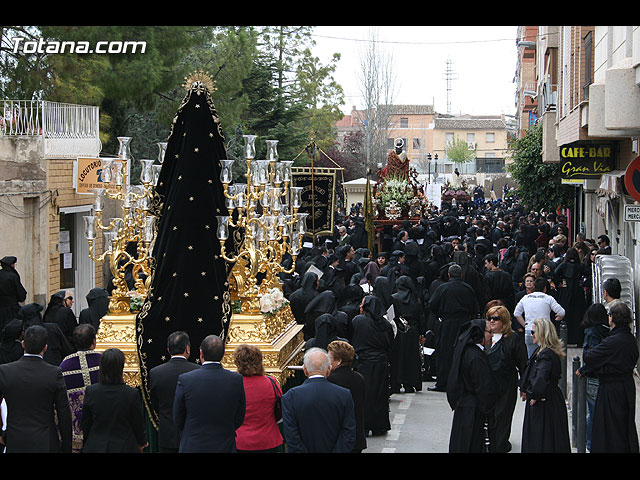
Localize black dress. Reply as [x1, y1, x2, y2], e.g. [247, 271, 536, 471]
[447, 319, 498, 453]
[485, 332, 528, 452]
[583, 324, 639, 453]
[390, 276, 426, 393]
[553, 260, 588, 345]
[327, 365, 367, 452]
[351, 296, 394, 436]
[288, 271, 318, 325]
[0, 258, 27, 332]
[519, 347, 571, 453]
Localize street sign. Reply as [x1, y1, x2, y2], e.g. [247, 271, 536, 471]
[624, 204, 640, 222]
[624, 155, 640, 202]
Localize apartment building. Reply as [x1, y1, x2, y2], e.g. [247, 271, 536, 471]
[0, 100, 103, 314]
[515, 26, 539, 138]
[527, 25, 640, 310]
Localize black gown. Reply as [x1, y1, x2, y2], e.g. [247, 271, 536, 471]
[0, 258, 27, 332]
[428, 277, 478, 390]
[485, 332, 528, 452]
[288, 271, 318, 325]
[582, 324, 639, 453]
[553, 260, 588, 345]
[351, 296, 394, 436]
[447, 319, 498, 453]
[519, 347, 571, 453]
[390, 276, 426, 393]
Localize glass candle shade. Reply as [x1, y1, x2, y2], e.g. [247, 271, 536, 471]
[157, 142, 167, 164]
[290, 187, 303, 208]
[83, 215, 96, 240]
[92, 188, 105, 212]
[243, 135, 256, 160]
[220, 159, 234, 184]
[216, 216, 230, 240]
[152, 165, 162, 186]
[139, 159, 154, 184]
[100, 158, 113, 183]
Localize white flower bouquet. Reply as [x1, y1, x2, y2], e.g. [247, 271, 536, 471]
[260, 287, 288, 316]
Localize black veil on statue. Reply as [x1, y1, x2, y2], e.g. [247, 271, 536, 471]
[136, 73, 232, 424]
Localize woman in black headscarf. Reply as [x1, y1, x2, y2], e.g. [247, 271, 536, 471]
[305, 313, 349, 351]
[79, 288, 110, 332]
[17, 303, 74, 366]
[373, 276, 393, 312]
[288, 271, 319, 326]
[0, 256, 27, 332]
[360, 261, 380, 293]
[43, 291, 65, 324]
[303, 290, 340, 341]
[351, 295, 394, 436]
[0, 319, 24, 365]
[390, 276, 426, 394]
[447, 318, 498, 453]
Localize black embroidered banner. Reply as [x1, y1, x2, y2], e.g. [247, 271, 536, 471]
[291, 167, 337, 236]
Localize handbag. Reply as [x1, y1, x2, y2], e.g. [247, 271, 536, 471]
[267, 375, 282, 422]
[395, 315, 410, 333]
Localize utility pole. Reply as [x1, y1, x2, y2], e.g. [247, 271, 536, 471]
[444, 58, 458, 115]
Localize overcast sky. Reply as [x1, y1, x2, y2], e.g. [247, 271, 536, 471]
[310, 26, 519, 117]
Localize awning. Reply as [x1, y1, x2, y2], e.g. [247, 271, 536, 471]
[595, 170, 626, 198]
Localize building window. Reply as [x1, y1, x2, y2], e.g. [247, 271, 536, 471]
[400, 117, 408, 128]
[486, 132, 495, 143]
[445, 132, 454, 145]
[466, 133, 475, 144]
[412, 138, 421, 149]
[584, 30, 593, 101]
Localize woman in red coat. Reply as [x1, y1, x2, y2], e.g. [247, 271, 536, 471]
[233, 344, 284, 453]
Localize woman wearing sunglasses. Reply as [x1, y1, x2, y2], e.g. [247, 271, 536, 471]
[484, 305, 528, 453]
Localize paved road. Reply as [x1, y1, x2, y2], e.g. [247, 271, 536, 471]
[363, 347, 640, 453]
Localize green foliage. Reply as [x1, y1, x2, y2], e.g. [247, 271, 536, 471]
[445, 137, 476, 164]
[507, 122, 574, 212]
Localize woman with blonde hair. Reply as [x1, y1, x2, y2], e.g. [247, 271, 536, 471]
[233, 344, 284, 453]
[519, 317, 571, 452]
[485, 305, 528, 452]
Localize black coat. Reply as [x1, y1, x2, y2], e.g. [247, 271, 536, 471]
[327, 365, 367, 452]
[82, 382, 147, 453]
[0, 355, 72, 452]
[0, 265, 27, 331]
[149, 357, 200, 450]
[519, 347, 571, 453]
[582, 325, 639, 453]
[428, 278, 479, 390]
[448, 342, 498, 453]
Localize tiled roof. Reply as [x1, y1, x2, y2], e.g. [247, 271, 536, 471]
[378, 104, 434, 115]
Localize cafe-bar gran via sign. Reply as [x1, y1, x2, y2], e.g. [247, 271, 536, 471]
[559, 141, 615, 180]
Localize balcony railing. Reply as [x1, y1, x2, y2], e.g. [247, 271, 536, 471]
[1, 100, 101, 157]
[1, 100, 99, 137]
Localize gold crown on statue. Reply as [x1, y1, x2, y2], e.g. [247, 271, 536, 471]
[183, 70, 216, 93]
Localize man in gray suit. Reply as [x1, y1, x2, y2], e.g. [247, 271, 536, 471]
[0, 325, 72, 452]
[173, 334, 245, 453]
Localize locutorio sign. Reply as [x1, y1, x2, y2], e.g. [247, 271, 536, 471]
[559, 142, 615, 180]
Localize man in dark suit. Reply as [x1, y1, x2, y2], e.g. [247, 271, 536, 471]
[149, 331, 200, 453]
[0, 325, 72, 453]
[173, 334, 245, 453]
[282, 347, 356, 453]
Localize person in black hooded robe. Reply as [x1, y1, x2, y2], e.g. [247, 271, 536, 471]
[303, 291, 341, 341]
[44, 291, 77, 348]
[428, 264, 479, 392]
[305, 313, 349, 351]
[351, 295, 394, 436]
[135, 75, 232, 427]
[373, 276, 393, 312]
[17, 303, 74, 366]
[0, 256, 27, 332]
[580, 302, 639, 453]
[288, 271, 319, 326]
[390, 276, 426, 393]
[78, 288, 110, 332]
[0, 319, 24, 365]
[447, 319, 498, 453]
[338, 285, 365, 336]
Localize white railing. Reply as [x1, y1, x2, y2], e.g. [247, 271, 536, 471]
[1, 100, 99, 138]
[1, 100, 101, 158]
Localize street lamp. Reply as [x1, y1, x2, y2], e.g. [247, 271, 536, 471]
[427, 153, 439, 183]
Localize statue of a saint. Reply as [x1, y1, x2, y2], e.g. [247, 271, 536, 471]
[383, 138, 410, 180]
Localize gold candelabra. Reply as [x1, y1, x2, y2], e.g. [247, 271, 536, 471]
[217, 135, 307, 312]
[83, 136, 165, 314]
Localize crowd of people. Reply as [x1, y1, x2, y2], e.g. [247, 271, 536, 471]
[0, 188, 638, 453]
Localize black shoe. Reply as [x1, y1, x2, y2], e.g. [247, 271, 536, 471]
[427, 385, 445, 392]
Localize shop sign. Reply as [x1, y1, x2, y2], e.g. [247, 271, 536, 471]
[559, 142, 614, 180]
